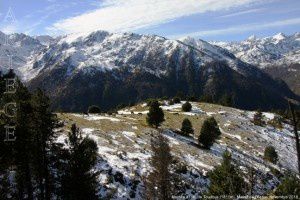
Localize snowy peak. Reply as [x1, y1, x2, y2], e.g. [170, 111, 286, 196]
[212, 32, 300, 68]
[273, 32, 286, 41]
[0, 31, 45, 76]
[20, 30, 259, 82]
[26, 30, 298, 112]
[179, 36, 236, 59]
[1, 30, 294, 83]
[247, 35, 257, 41]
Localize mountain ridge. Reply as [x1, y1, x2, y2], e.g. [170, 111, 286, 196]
[211, 32, 300, 95]
[0, 30, 298, 111]
[211, 32, 300, 68]
[24, 30, 298, 112]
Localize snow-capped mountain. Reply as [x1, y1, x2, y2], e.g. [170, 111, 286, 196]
[210, 32, 300, 95]
[24, 30, 297, 112]
[212, 32, 300, 68]
[34, 35, 55, 46]
[0, 31, 45, 76]
[0, 30, 298, 111]
[23, 31, 260, 82]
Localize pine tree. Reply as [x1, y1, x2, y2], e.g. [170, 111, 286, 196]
[264, 146, 278, 164]
[182, 101, 192, 112]
[14, 81, 35, 200]
[0, 72, 63, 199]
[146, 100, 164, 128]
[275, 174, 300, 196]
[198, 117, 221, 149]
[48, 142, 69, 199]
[0, 73, 42, 199]
[181, 118, 194, 136]
[61, 124, 99, 200]
[145, 133, 172, 200]
[30, 89, 58, 200]
[207, 150, 247, 196]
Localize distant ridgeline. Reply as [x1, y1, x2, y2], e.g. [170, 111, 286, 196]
[0, 31, 299, 112]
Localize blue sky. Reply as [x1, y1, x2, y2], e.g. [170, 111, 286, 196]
[0, 0, 299, 41]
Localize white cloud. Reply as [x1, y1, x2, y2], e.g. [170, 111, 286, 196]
[50, 0, 264, 34]
[219, 8, 264, 18]
[170, 17, 300, 38]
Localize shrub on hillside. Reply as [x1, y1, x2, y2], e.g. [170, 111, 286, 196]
[182, 101, 192, 112]
[267, 116, 283, 129]
[253, 110, 265, 126]
[173, 97, 181, 104]
[198, 117, 221, 149]
[146, 100, 164, 128]
[181, 118, 194, 136]
[88, 105, 101, 114]
[264, 146, 278, 164]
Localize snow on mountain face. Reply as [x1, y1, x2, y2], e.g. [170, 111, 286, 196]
[179, 36, 238, 66]
[0, 31, 45, 76]
[34, 35, 55, 46]
[1, 30, 299, 81]
[212, 32, 300, 68]
[20, 30, 260, 81]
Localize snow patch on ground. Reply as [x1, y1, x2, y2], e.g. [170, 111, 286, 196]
[72, 114, 121, 122]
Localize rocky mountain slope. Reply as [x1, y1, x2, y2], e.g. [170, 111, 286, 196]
[0, 31, 298, 111]
[264, 63, 300, 96]
[24, 31, 260, 81]
[56, 101, 298, 199]
[212, 33, 300, 95]
[24, 31, 297, 112]
[212, 33, 300, 68]
[0, 31, 46, 76]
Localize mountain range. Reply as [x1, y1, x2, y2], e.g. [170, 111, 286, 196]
[212, 33, 300, 95]
[0, 31, 299, 112]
